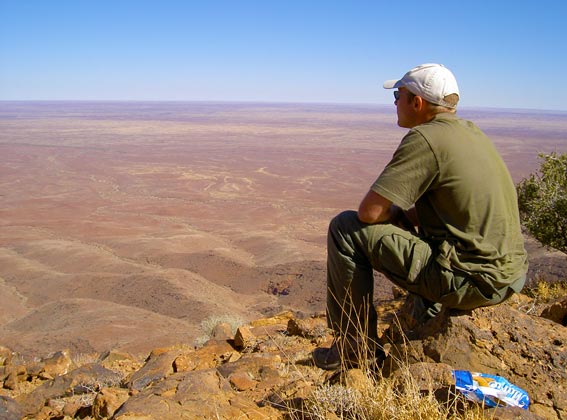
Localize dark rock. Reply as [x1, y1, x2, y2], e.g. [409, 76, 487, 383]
[0, 396, 23, 420]
[126, 348, 180, 391]
[539, 296, 567, 326]
[17, 363, 121, 417]
[524, 235, 567, 287]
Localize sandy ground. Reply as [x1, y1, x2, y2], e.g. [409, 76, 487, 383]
[0, 101, 565, 357]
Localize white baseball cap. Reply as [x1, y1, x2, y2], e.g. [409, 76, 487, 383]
[383, 63, 459, 109]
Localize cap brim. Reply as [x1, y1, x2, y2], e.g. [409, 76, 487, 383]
[383, 79, 401, 89]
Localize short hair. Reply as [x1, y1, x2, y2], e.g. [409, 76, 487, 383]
[407, 90, 459, 112]
[442, 93, 460, 107]
[426, 93, 459, 112]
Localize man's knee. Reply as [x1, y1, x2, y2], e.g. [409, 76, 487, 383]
[329, 210, 361, 235]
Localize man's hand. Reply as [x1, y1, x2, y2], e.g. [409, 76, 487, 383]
[393, 208, 418, 232]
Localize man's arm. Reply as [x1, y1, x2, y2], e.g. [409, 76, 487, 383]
[358, 190, 418, 231]
[357, 190, 394, 224]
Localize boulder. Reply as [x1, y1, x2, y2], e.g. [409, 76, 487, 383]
[235, 325, 257, 350]
[539, 296, 567, 326]
[384, 302, 567, 419]
[41, 349, 73, 378]
[126, 348, 181, 391]
[211, 322, 234, 340]
[172, 340, 239, 372]
[92, 387, 130, 419]
[217, 352, 283, 395]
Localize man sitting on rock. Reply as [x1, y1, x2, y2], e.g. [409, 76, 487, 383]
[313, 63, 528, 370]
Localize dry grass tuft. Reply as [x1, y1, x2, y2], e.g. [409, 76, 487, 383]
[526, 280, 567, 301]
[287, 292, 489, 420]
[72, 352, 100, 367]
[294, 356, 486, 420]
[194, 313, 247, 347]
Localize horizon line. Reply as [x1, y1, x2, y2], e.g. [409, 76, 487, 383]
[1, 99, 566, 114]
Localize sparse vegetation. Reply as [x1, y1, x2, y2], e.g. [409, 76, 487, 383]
[283, 304, 490, 420]
[309, 383, 362, 418]
[71, 352, 100, 368]
[194, 313, 247, 347]
[523, 280, 567, 302]
[517, 152, 567, 253]
[298, 367, 485, 420]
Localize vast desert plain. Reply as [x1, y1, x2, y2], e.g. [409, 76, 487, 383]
[1, 101, 566, 357]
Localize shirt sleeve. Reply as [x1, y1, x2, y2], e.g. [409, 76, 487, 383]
[371, 130, 439, 210]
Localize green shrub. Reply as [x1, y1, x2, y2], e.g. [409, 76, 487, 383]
[517, 152, 567, 254]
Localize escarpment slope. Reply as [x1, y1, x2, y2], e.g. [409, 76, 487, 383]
[0, 101, 565, 358]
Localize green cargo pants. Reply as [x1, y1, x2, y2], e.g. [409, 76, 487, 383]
[326, 210, 515, 340]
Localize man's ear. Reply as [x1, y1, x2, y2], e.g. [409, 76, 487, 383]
[413, 95, 424, 111]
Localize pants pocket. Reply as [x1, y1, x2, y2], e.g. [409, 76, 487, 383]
[375, 232, 431, 286]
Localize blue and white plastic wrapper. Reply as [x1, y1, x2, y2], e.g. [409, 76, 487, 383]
[452, 370, 530, 409]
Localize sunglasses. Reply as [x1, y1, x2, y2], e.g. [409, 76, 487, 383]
[393, 91, 401, 100]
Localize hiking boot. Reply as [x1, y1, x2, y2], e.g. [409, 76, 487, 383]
[313, 338, 386, 371]
[312, 341, 343, 370]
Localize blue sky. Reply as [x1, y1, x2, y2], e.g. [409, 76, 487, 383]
[1, 0, 566, 111]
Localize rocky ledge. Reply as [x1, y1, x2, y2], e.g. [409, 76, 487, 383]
[1, 291, 566, 420]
